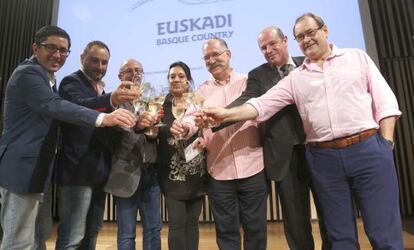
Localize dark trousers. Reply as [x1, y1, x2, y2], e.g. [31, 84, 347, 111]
[277, 145, 330, 250]
[306, 134, 403, 250]
[165, 196, 204, 250]
[207, 171, 267, 250]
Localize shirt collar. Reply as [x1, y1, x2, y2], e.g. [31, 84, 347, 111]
[80, 67, 106, 88]
[276, 56, 296, 71]
[299, 44, 344, 71]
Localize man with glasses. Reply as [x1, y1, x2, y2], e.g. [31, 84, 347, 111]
[53, 41, 139, 250]
[0, 26, 137, 250]
[212, 26, 329, 250]
[203, 12, 404, 249]
[171, 38, 268, 250]
[104, 59, 162, 250]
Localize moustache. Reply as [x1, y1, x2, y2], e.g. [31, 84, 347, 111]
[207, 62, 224, 69]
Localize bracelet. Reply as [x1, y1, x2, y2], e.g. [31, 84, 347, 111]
[385, 139, 395, 149]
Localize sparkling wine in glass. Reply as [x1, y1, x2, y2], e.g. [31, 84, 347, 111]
[130, 72, 143, 114]
[172, 97, 188, 140]
[152, 86, 169, 127]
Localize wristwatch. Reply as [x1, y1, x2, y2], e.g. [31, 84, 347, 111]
[385, 139, 395, 149]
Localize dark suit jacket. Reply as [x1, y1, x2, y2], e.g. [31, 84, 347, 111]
[55, 70, 114, 186]
[0, 57, 100, 193]
[223, 57, 305, 181]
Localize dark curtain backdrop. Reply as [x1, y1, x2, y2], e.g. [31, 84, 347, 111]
[0, 0, 55, 132]
[368, 0, 414, 216]
[0, 0, 413, 222]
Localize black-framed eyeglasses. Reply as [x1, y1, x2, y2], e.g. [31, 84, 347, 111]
[294, 25, 323, 42]
[39, 43, 71, 56]
[202, 50, 228, 61]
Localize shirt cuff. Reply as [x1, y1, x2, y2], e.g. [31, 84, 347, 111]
[95, 113, 105, 127]
[246, 99, 263, 122]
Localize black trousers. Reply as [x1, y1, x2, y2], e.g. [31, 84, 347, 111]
[276, 145, 330, 250]
[165, 196, 204, 250]
[207, 171, 267, 250]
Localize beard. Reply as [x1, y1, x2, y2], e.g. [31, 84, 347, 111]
[84, 67, 105, 82]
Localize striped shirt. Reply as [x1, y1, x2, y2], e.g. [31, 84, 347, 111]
[184, 70, 264, 180]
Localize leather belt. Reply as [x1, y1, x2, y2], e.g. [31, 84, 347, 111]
[308, 129, 377, 149]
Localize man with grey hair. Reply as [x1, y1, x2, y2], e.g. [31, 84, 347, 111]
[171, 38, 268, 250]
[203, 13, 403, 249]
[212, 26, 329, 250]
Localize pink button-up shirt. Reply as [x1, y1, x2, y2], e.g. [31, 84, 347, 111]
[184, 70, 264, 180]
[248, 46, 401, 142]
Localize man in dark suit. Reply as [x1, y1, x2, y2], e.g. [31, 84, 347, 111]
[0, 26, 137, 250]
[54, 41, 137, 250]
[214, 26, 329, 250]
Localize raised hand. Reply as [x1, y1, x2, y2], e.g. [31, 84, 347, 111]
[202, 107, 228, 125]
[102, 108, 137, 128]
[194, 111, 210, 128]
[137, 111, 156, 129]
[110, 81, 140, 106]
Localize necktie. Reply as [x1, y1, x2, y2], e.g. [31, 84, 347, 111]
[280, 64, 293, 78]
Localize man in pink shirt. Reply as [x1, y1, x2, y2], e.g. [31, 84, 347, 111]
[203, 13, 403, 250]
[171, 38, 268, 250]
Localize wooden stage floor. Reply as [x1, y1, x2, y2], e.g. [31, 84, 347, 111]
[45, 218, 414, 249]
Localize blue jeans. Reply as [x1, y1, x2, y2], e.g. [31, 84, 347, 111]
[115, 169, 162, 250]
[31, 189, 53, 250]
[306, 134, 403, 249]
[55, 186, 92, 250]
[0, 187, 41, 250]
[78, 186, 106, 250]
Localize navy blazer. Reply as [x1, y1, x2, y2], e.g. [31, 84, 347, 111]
[56, 70, 114, 186]
[0, 57, 99, 193]
[220, 57, 306, 181]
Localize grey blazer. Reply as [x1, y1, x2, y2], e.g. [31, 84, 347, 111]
[104, 103, 157, 198]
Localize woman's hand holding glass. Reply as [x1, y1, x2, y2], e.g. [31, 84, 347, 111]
[170, 119, 190, 140]
[171, 96, 189, 140]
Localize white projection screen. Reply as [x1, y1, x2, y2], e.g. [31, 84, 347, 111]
[56, 0, 367, 91]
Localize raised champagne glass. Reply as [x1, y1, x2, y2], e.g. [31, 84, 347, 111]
[171, 96, 188, 140]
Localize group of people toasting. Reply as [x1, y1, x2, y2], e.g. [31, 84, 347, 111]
[0, 10, 404, 250]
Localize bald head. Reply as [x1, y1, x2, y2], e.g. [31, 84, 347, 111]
[257, 26, 289, 66]
[258, 26, 284, 43]
[118, 59, 144, 83]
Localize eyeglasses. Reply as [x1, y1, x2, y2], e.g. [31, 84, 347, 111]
[202, 50, 227, 61]
[294, 26, 323, 42]
[39, 43, 71, 56]
[121, 68, 144, 75]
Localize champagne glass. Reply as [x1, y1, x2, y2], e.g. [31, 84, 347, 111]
[142, 84, 159, 136]
[152, 86, 169, 127]
[190, 91, 205, 110]
[137, 82, 153, 111]
[188, 91, 215, 128]
[171, 96, 188, 140]
[130, 72, 143, 114]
